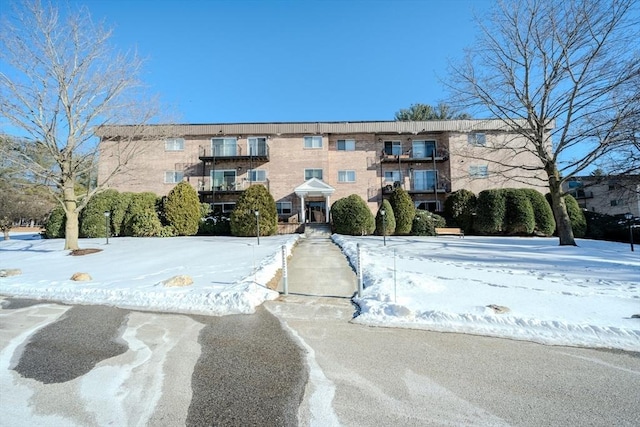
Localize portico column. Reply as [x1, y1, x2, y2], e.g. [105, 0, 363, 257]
[299, 194, 306, 223]
[325, 195, 331, 223]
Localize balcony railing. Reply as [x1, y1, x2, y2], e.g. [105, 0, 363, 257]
[380, 147, 449, 163]
[199, 145, 269, 160]
[198, 179, 270, 194]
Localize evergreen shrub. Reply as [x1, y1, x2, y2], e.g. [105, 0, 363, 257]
[44, 206, 66, 238]
[521, 189, 555, 236]
[443, 189, 476, 233]
[164, 182, 201, 236]
[331, 194, 375, 235]
[375, 199, 396, 236]
[412, 210, 446, 236]
[79, 189, 119, 238]
[389, 187, 415, 235]
[503, 189, 535, 235]
[230, 185, 277, 237]
[474, 189, 506, 234]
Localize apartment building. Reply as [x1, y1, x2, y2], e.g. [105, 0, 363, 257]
[565, 175, 640, 217]
[96, 120, 548, 223]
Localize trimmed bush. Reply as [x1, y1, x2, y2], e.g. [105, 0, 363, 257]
[230, 185, 277, 237]
[564, 194, 587, 238]
[164, 182, 201, 236]
[503, 189, 535, 235]
[200, 202, 212, 219]
[44, 206, 66, 238]
[443, 189, 477, 233]
[389, 187, 415, 235]
[331, 194, 375, 235]
[199, 212, 232, 236]
[79, 189, 119, 238]
[521, 189, 555, 236]
[375, 199, 396, 236]
[111, 192, 133, 237]
[130, 210, 163, 237]
[122, 192, 159, 236]
[412, 210, 446, 236]
[474, 189, 506, 234]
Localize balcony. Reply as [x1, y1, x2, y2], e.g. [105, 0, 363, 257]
[198, 179, 270, 195]
[380, 147, 448, 163]
[199, 145, 269, 161]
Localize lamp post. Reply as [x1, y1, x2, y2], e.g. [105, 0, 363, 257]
[254, 210, 260, 246]
[625, 212, 634, 252]
[381, 208, 386, 246]
[103, 211, 110, 245]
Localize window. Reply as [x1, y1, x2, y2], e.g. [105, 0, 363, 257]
[384, 171, 401, 183]
[248, 137, 267, 156]
[211, 170, 237, 190]
[608, 182, 619, 190]
[415, 200, 441, 212]
[164, 171, 184, 183]
[276, 202, 292, 215]
[304, 136, 323, 148]
[469, 165, 489, 178]
[413, 170, 437, 191]
[337, 139, 355, 151]
[211, 137, 237, 156]
[610, 199, 625, 207]
[165, 138, 184, 151]
[468, 133, 486, 146]
[338, 170, 356, 183]
[248, 169, 267, 182]
[568, 180, 582, 189]
[412, 140, 436, 158]
[305, 168, 323, 180]
[384, 141, 402, 155]
[212, 202, 236, 214]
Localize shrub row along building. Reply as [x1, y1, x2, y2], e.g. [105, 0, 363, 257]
[96, 120, 548, 223]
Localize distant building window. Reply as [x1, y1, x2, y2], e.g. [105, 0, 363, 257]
[608, 182, 619, 190]
[468, 133, 486, 146]
[165, 138, 184, 151]
[469, 165, 489, 178]
[412, 140, 436, 158]
[164, 171, 184, 183]
[212, 202, 236, 213]
[304, 136, 323, 149]
[337, 139, 355, 151]
[415, 200, 441, 212]
[212, 137, 238, 156]
[338, 170, 356, 182]
[610, 199, 625, 207]
[384, 171, 401, 182]
[305, 168, 323, 180]
[248, 137, 267, 156]
[248, 169, 267, 182]
[276, 202, 292, 215]
[384, 141, 402, 155]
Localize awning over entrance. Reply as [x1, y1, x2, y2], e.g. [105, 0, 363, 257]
[294, 178, 335, 223]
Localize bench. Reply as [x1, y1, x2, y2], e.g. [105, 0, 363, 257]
[435, 227, 464, 237]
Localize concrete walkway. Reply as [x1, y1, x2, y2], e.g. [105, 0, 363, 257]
[276, 224, 357, 299]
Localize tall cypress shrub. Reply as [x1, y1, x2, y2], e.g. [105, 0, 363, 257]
[375, 199, 396, 236]
[79, 189, 119, 238]
[474, 189, 506, 234]
[503, 189, 535, 235]
[164, 182, 201, 236]
[230, 185, 277, 237]
[444, 189, 477, 233]
[389, 187, 415, 235]
[521, 189, 555, 236]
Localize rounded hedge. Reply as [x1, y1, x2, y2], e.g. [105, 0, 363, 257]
[44, 206, 66, 238]
[79, 189, 119, 238]
[122, 192, 159, 236]
[412, 210, 446, 236]
[164, 182, 201, 236]
[503, 189, 535, 235]
[375, 199, 396, 236]
[521, 189, 555, 236]
[331, 194, 375, 235]
[443, 189, 476, 233]
[230, 185, 277, 237]
[474, 189, 506, 234]
[111, 192, 133, 237]
[389, 187, 415, 235]
[130, 209, 163, 237]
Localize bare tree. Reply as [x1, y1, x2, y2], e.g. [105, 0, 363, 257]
[447, 0, 640, 245]
[0, 0, 164, 249]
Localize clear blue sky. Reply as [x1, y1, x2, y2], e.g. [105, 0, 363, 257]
[64, 0, 490, 124]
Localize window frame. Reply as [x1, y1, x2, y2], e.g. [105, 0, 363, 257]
[337, 170, 356, 183]
[384, 170, 401, 183]
[165, 137, 185, 151]
[247, 136, 267, 156]
[412, 140, 436, 158]
[212, 202, 236, 214]
[384, 140, 402, 156]
[248, 169, 267, 182]
[468, 133, 487, 147]
[304, 136, 323, 149]
[276, 201, 293, 216]
[469, 165, 489, 178]
[304, 168, 323, 181]
[337, 139, 355, 151]
[413, 169, 437, 191]
[164, 171, 184, 184]
[211, 169, 238, 190]
[211, 137, 238, 156]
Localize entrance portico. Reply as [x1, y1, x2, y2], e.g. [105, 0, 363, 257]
[294, 178, 335, 223]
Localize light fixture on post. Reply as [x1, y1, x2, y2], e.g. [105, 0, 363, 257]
[381, 208, 386, 246]
[625, 212, 634, 252]
[103, 211, 110, 245]
[254, 210, 260, 246]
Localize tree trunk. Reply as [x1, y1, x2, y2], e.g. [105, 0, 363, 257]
[3, 229, 9, 240]
[63, 185, 80, 250]
[547, 168, 576, 246]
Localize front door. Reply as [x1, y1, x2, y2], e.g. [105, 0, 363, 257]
[306, 201, 326, 223]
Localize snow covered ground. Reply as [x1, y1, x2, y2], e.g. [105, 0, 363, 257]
[1, 232, 639, 351]
[333, 235, 640, 352]
[0, 232, 299, 315]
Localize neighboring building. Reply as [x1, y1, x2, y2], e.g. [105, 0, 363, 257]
[564, 175, 640, 217]
[96, 120, 548, 223]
